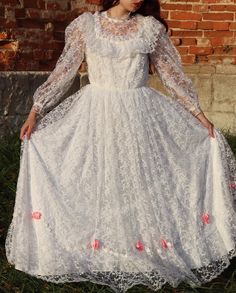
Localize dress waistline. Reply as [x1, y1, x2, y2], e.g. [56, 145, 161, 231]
[86, 83, 147, 92]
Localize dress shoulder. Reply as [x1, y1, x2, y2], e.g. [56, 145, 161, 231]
[65, 11, 92, 41]
[143, 15, 166, 53]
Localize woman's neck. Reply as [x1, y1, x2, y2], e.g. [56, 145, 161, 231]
[107, 6, 131, 20]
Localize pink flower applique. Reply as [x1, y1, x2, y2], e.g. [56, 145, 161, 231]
[31, 211, 42, 220]
[135, 240, 144, 251]
[229, 182, 236, 190]
[87, 239, 100, 249]
[201, 213, 210, 224]
[160, 238, 172, 249]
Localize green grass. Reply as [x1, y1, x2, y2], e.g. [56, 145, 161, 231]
[0, 130, 236, 293]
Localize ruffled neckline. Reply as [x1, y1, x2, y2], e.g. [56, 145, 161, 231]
[93, 10, 144, 41]
[102, 10, 136, 23]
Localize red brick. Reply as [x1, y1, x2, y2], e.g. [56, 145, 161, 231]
[181, 55, 196, 64]
[209, 5, 227, 10]
[226, 5, 236, 11]
[176, 47, 189, 54]
[189, 46, 213, 55]
[46, 2, 61, 10]
[26, 9, 41, 19]
[23, 0, 38, 8]
[38, 0, 46, 9]
[55, 12, 68, 22]
[1, 0, 234, 69]
[41, 10, 56, 19]
[180, 22, 197, 30]
[53, 31, 65, 41]
[160, 11, 168, 19]
[4, 20, 17, 28]
[213, 22, 229, 30]
[172, 30, 203, 37]
[170, 11, 202, 21]
[202, 0, 223, 3]
[204, 31, 233, 37]
[198, 21, 229, 30]
[0, 17, 6, 26]
[167, 20, 197, 29]
[16, 51, 33, 60]
[53, 21, 68, 32]
[162, 3, 192, 10]
[33, 50, 46, 60]
[214, 46, 236, 54]
[229, 23, 236, 30]
[0, 7, 4, 17]
[15, 8, 26, 18]
[202, 13, 234, 20]
[210, 37, 225, 46]
[0, 0, 19, 6]
[181, 38, 197, 45]
[17, 19, 44, 29]
[197, 21, 213, 30]
[192, 4, 209, 12]
[40, 42, 61, 50]
[15, 59, 36, 70]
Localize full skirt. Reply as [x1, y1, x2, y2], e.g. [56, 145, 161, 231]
[5, 84, 236, 293]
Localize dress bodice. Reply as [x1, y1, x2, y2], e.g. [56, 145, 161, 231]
[30, 10, 203, 118]
[84, 11, 152, 89]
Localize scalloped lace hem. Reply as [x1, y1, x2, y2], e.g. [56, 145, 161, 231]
[8, 246, 236, 293]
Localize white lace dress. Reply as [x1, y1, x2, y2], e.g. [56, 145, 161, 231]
[5, 10, 236, 293]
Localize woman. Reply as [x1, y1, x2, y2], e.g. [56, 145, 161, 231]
[5, 0, 236, 292]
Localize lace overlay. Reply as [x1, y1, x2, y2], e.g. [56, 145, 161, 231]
[30, 14, 86, 117]
[5, 10, 236, 293]
[148, 18, 202, 117]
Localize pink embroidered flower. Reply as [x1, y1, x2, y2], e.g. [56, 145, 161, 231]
[201, 213, 210, 224]
[31, 211, 42, 220]
[135, 240, 144, 251]
[229, 182, 236, 190]
[160, 238, 168, 249]
[91, 239, 100, 249]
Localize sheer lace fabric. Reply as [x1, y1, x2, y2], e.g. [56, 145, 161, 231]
[5, 10, 236, 293]
[30, 11, 202, 118]
[30, 15, 86, 117]
[148, 22, 202, 117]
[99, 11, 139, 37]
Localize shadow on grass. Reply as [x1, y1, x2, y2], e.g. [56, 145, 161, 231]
[0, 129, 236, 293]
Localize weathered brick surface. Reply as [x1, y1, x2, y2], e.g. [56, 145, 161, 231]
[0, 0, 236, 136]
[0, 71, 82, 138]
[0, 0, 236, 69]
[0, 0, 99, 71]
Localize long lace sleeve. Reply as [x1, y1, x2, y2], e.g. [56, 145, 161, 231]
[148, 19, 203, 117]
[30, 13, 86, 117]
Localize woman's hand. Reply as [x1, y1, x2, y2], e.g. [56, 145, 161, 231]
[195, 112, 215, 138]
[20, 111, 37, 141]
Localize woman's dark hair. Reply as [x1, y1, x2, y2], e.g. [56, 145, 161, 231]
[101, 0, 168, 32]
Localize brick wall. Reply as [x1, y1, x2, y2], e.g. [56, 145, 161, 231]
[162, 1, 236, 65]
[1, 0, 236, 70]
[0, 0, 98, 71]
[0, 0, 236, 137]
